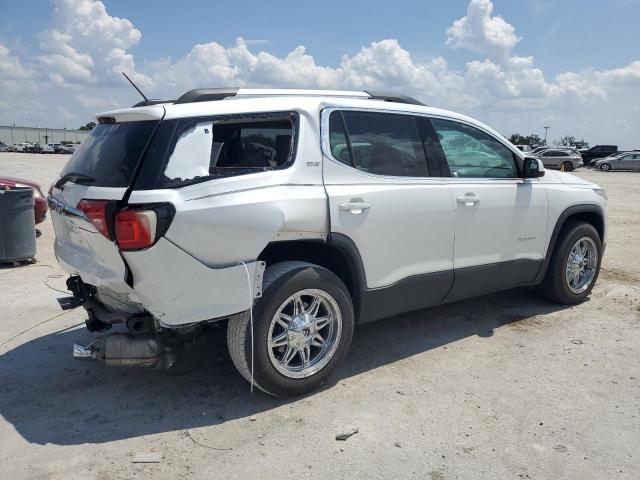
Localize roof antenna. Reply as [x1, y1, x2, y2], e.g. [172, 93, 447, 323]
[122, 72, 148, 102]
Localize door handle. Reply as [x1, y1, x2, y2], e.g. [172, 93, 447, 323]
[456, 195, 480, 206]
[339, 202, 371, 214]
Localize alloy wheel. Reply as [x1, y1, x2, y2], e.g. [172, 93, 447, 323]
[565, 236, 598, 294]
[267, 289, 342, 379]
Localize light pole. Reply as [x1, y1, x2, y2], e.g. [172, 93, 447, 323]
[543, 126, 550, 146]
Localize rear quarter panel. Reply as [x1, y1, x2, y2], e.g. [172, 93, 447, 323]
[127, 109, 328, 267]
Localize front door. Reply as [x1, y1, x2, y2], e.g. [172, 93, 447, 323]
[428, 117, 549, 301]
[322, 109, 455, 322]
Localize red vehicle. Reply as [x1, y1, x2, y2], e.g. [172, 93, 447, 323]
[0, 175, 48, 224]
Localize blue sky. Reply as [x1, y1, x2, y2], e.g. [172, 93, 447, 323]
[0, 0, 639, 146]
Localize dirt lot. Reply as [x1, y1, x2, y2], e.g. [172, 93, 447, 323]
[1, 152, 639, 480]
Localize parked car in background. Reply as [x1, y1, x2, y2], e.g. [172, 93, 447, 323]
[0, 175, 48, 224]
[531, 146, 550, 155]
[0, 143, 7, 152]
[536, 149, 583, 171]
[48, 143, 63, 153]
[581, 145, 618, 166]
[39, 144, 55, 154]
[559, 147, 581, 156]
[5, 144, 17, 152]
[594, 152, 640, 171]
[515, 144, 532, 153]
[14, 143, 29, 152]
[59, 144, 76, 154]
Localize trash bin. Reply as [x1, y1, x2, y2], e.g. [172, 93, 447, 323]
[0, 187, 36, 263]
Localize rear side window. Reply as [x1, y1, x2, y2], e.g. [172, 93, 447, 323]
[138, 112, 297, 189]
[328, 111, 428, 177]
[430, 118, 518, 178]
[61, 121, 158, 187]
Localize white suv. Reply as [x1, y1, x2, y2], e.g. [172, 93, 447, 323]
[49, 89, 607, 396]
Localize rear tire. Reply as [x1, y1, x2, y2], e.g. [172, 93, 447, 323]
[227, 262, 354, 396]
[561, 161, 574, 172]
[541, 221, 602, 305]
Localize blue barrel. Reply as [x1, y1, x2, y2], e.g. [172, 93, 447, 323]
[0, 187, 36, 263]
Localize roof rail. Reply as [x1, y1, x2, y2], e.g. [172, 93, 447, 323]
[171, 88, 426, 106]
[175, 88, 239, 104]
[364, 91, 426, 106]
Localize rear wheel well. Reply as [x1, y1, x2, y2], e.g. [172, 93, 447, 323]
[257, 240, 362, 319]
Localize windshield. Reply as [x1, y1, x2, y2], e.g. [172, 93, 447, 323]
[60, 120, 158, 188]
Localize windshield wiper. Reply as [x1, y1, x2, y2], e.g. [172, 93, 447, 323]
[54, 172, 95, 190]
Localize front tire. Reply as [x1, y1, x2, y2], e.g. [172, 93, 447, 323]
[542, 221, 602, 305]
[600, 163, 611, 171]
[227, 262, 354, 396]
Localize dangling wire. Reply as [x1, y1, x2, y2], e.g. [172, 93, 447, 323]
[238, 261, 254, 393]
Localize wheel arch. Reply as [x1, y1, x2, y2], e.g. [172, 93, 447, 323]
[534, 204, 605, 283]
[257, 234, 366, 321]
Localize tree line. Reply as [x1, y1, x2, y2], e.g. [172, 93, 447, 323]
[508, 133, 589, 149]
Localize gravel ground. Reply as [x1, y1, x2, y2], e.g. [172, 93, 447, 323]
[0, 152, 639, 480]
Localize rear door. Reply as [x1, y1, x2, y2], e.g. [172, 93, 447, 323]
[540, 150, 561, 167]
[322, 109, 454, 320]
[50, 111, 162, 288]
[428, 117, 549, 301]
[618, 153, 635, 170]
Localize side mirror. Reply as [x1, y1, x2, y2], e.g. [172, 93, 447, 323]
[523, 157, 545, 178]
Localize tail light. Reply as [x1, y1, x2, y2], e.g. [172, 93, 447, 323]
[76, 199, 174, 250]
[77, 199, 110, 238]
[115, 209, 157, 250]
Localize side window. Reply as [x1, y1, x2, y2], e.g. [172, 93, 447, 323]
[151, 113, 296, 188]
[328, 110, 428, 177]
[328, 112, 351, 166]
[541, 150, 555, 157]
[430, 118, 518, 178]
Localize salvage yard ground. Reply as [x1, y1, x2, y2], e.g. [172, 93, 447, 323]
[0, 152, 639, 480]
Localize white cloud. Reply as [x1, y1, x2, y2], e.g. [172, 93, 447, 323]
[0, 44, 27, 79]
[595, 60, 640, 84]
[37, 0, 151, 88]
[446, 0, 520, 61]
[73, 93, 118, 109]
[56, 106, 76, 120]
[1, 0, 639, 146]
[153, 38, 469, 108]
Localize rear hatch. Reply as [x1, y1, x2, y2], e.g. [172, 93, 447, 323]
[50, 107, 163, 290]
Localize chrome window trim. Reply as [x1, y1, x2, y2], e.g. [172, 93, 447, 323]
[320, 106, 525, 182]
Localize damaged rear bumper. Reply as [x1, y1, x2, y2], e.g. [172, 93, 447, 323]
[63, 238, 265, 329]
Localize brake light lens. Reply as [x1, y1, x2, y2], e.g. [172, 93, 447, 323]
[77, 199, 110, 238]
[115, 209, 157, 250]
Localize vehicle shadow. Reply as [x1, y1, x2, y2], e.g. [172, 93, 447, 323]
[0, 287, 568, 446]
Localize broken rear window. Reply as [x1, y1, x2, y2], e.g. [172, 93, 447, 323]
[136, 112, 298, 189]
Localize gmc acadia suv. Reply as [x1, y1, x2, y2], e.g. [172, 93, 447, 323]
[49, 88, 607, 396]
